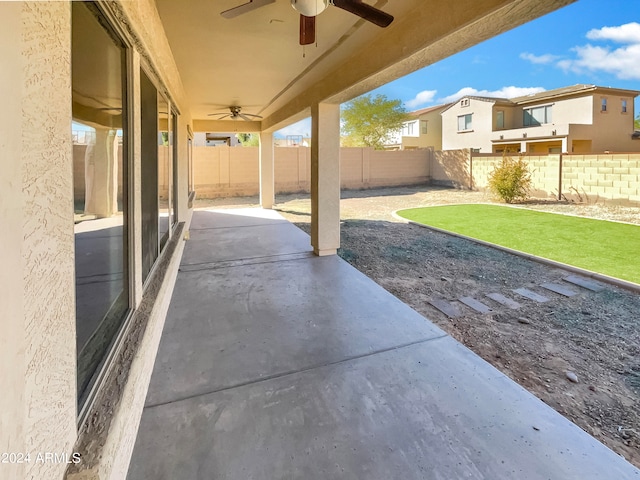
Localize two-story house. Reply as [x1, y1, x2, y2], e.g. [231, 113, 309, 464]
[441, 84, 640, 154]
[386, 103, 451, 150]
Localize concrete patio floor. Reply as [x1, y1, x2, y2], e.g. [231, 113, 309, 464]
[127, 208, 639, 480]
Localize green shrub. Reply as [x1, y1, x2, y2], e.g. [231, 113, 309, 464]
[488, 155, 532, 203]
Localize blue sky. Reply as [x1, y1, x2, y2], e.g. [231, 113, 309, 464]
[276, 0, 640, 137]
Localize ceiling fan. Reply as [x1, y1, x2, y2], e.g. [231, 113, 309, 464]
[221, 0, 394, 45]
[208, 106, 263, 121]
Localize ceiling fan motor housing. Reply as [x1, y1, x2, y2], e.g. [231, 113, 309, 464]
[291, 0, 329, 17]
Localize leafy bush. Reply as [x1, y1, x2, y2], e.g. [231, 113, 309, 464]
[488, 155, 532, 203]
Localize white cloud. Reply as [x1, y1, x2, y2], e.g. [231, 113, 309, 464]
[405, 89, 437, 109]
[520, 52, 561, 64]
[438, 86, 545, 103]
[527, 23, 640, 81]
[559, 42, 640, 80]
[586, 22, 640, 44]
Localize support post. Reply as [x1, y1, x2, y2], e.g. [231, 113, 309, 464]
[259, 131, 274, 209]
[84, 127, 119, 217]
[311, 103, 340, 256]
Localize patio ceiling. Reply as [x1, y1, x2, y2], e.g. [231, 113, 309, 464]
[155, 0, 575, 132]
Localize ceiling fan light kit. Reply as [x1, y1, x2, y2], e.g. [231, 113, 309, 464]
[208, 106, 263, 121]
[221, 0, 393, 46]
[290, 0, 329, 17]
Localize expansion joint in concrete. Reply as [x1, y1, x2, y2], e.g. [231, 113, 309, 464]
[144, 333, 449, 410]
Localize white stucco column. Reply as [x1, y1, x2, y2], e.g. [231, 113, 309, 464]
[259, 131, 274, 209]
[84, 127, 119, 217]
[311, 102, 340, 256]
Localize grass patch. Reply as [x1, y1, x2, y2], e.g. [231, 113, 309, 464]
[397, 204, 640, 284]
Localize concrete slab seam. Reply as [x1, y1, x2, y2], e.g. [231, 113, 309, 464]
[179, 251, 316, 273]
[189, 221, 289, 232]
[143, 333, 449, 410]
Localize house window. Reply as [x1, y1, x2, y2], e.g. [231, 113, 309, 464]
[622, 99, 628, 113]
[461, 98, 470, 107]
[158, 94, 172, 250]
[421, 120, 428, 135]
[406, 122, 414, 135]
[458, 113, 472, 131]
[72, 1, 130, 406]
[187, 133, 194, 208]
[523, 105, 552, 126]
[496, 111, 504, 129]
[601, 98, 607, 112]
[172, 109, 179, 225]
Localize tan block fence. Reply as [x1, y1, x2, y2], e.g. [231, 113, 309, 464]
[193, 146, 430, 197]
[188, 146, 640, 206]
[471, 153, 640, 206]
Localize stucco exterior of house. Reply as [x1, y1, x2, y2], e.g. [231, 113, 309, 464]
[387, 103, 451, 150]
[441, 85, 640, 154]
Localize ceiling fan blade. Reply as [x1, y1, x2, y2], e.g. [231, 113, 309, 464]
[299, 14, 315, 45]
[241, 113, 263, 119]
[221, 0, 275, 19]
[332, 0, 393, 27]
[239, 114, 256, 121]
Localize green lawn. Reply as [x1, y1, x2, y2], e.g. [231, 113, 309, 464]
[397, 204, 640, 284]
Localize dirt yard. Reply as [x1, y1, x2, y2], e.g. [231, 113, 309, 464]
[196, 186, 640, 468]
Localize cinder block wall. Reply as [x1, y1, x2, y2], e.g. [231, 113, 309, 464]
[191, 146, 640, 206]
[193, 146, 430, 197]
[471, 152, 640, 206]
[562, 154, 640, 205]
[472, 154, 561, 198]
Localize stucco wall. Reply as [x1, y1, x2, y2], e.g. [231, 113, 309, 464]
[431, 149, 471, 188]
[442, 99, 496, 152]
[590, 95, 638, 152]
[0, 3, 78, 480]
[1, 4, 27, 480]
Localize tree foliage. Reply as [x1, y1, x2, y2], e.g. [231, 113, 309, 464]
[341, 94, 409, 149]
[488, 155, 532, 204]
[236, 133, 259, 147]
[635, 114, 640, 130]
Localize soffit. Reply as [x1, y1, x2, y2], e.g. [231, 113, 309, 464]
[155, 0, 575, 130]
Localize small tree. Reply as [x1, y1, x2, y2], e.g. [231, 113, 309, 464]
[341, 94, 409, 149]
[488, 154, 532, 204]
[635, 114, 640, 130]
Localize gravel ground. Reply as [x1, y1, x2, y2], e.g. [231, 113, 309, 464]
[195, 185, 640, 468]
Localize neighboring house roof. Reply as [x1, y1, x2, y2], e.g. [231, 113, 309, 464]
[511, 84, 640, 104]
[408, 103, 452, 117]
[440, 84, 640, 115]
[439, 96, 512, 114]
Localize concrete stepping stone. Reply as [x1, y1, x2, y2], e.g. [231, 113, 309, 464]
[458, 297, 492, 314]
[513, 288, 549, 303]
[562, 275, 605, 292]
[428, 298, 462, 318]
[486, 293, 521, 310]
[540, 283, 578, 297]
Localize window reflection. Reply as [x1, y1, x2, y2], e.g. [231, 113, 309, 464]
[72, 2, 129, 404]
[158, 95, 171, 249]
